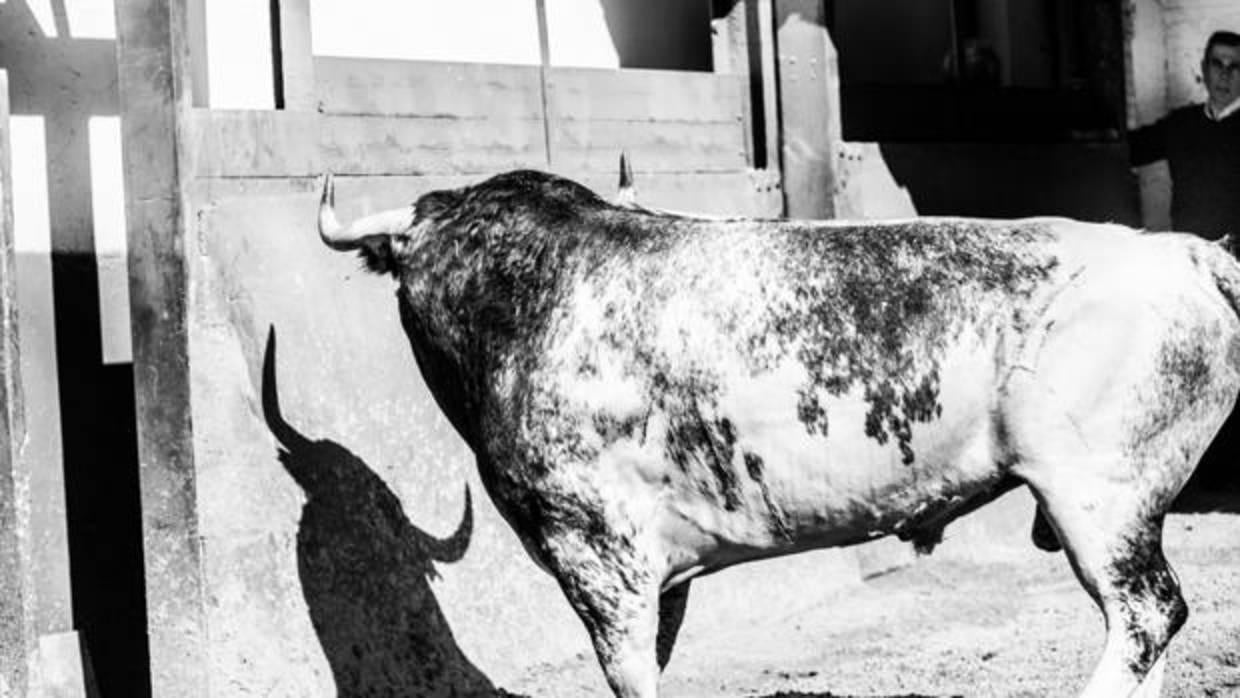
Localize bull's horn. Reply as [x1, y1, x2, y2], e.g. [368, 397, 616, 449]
[415, 485, 474, 564]
[616, 151, 636, 207]
[318, 173, 414, 250]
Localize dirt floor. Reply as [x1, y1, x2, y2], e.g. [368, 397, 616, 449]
[508, 511, 1240, 697]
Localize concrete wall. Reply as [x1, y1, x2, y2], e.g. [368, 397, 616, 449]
[1, 67, 36, 698]
[832, 141, 916, 220]
[187, 191, 586, 692]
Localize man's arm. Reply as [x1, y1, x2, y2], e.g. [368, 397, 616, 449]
[1129, 117, 1168, 167]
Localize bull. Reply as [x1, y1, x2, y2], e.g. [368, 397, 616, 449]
[316, 166, 1240, 698]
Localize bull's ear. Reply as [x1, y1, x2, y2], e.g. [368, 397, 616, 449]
[317, 173, 414, 252]
[615, 151, 637, 207]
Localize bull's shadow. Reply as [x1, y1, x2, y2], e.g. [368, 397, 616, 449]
[261, 328, 522, 697]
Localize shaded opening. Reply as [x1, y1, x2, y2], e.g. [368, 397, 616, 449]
[828, 0, 1126, 143]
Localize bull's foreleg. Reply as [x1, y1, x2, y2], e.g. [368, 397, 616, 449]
[656, 582, 691, 672]
[1031, 489, 1186, 698]
[546, 536, 663, 698]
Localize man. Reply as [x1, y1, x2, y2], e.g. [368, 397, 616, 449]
[1130, 30, 1240, 241]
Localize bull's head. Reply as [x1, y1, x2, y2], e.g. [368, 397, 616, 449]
[316, 173, 426, 278]
[317, 173, 416, 251]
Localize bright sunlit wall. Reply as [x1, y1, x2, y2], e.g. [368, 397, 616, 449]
[204, 0, 622, 109]
[13, 0, 116, 38]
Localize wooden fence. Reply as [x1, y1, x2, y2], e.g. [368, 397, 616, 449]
[185, 56, 779, 216]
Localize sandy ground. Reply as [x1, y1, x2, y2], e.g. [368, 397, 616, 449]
[508, 511, 1240, 697]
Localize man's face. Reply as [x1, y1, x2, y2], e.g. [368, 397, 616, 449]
[1203, 42, 1240, 111]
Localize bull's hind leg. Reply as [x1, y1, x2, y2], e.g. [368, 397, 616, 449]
[1027, 482, 1187, 698]
[1004, 278, 1240, 695]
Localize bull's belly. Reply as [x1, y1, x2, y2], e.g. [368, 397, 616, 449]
[649, 402, 1007, 579]
[582, 347, 1011, 583]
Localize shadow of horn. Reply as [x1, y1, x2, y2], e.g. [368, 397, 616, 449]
[417, 485, 474, 564]
[262, 325, 312, 452]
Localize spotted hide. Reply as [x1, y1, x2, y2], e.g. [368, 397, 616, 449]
[317, 169, 1240, 698]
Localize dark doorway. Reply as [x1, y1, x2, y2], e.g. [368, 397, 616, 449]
[829, 0, 1127, 143]
[825, 0, 1138, 224]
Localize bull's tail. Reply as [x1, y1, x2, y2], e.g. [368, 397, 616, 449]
[1191, 237, 1240, 322]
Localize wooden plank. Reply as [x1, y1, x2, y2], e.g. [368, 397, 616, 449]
[572, 169, 783, 218]
[114, 1, 209, 695]
[550, 118, 747, 173]
[754, 0, 781, 174]
[712, 0, 755, 165]
[190, 167, 783, 223]
[189, 173, 486, 210]
[319, 114, 547, 176]
[776, 0, 838, 218]
[273, 0, 315, 110]
[187, 110, 319, 177]
[189, 110, 548, 178]
[187, 0, 209, 107]
[315, 58, 544, 119]
[0, 66, 34, 698]
[547, 67, 745, 123]
[192, 169, 781, 224]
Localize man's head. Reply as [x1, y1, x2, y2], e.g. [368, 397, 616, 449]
[1202, 31, 1240, 113]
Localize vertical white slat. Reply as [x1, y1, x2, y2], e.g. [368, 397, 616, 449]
[88, 117, 131, 366]
[9, 115, 74, 640]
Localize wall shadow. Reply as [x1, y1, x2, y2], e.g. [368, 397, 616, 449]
[261, 328, 525, 697]
[1173, 406, 1240, 514]
[878, 142, 1141, 225]
[597, 0, 713, 71]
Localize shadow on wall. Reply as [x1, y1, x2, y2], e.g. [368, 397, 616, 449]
[877, 142, 1141, 225]
[1175, 406, 1240, 514]
[261, 328, 527, 697]
[597, 0, 713, 71]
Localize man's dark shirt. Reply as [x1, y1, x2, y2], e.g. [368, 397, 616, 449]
[1130, 104, 1240, 240]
